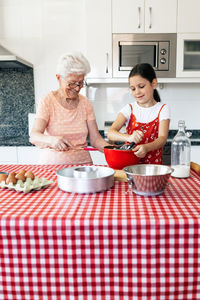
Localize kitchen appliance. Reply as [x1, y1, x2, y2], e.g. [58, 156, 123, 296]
[104, 146, 139, 170]
[113, 33, 177, 78]
[56, 166, 114, 193]
[124, 164, 173, 196]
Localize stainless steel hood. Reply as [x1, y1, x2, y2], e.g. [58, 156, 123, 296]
[0, 45, 33, 69]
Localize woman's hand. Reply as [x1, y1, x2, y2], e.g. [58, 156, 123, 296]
[51, 136, 71, 151]
[128, 130, 144, 144]
[132, 144, 148, 158]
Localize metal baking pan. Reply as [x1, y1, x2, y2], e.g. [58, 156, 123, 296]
[56, 166, 114, 194]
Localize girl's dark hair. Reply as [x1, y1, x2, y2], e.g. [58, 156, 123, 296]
[129, 63, 161, 102]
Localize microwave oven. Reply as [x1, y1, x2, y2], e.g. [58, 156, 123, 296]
[113, 33, 177, 78]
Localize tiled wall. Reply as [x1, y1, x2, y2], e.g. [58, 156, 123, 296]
[0, 68, 35, 145]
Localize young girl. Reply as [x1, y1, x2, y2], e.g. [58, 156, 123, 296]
[108, 63, 170, 164]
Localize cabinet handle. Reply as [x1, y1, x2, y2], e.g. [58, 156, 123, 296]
[149, 6, 152, 29]
[138, 7, 141, 29]
[106, 52, 108, 73]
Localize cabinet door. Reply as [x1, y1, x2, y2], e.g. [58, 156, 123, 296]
[112, 0, 145, 33]
[112, 0, 177, 34]
[90, 151, 107, 166]
[145, 0, 177, 33]
[177, 0, 200, 33]
[17, 147, 40, 164]
[0, 147, 17, 164]
[176, 33, 200, 77]
[191, 146, 200, 165]
[85, 0, 112, 78]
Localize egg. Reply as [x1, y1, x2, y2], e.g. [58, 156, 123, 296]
[16, 173, 26, 182]
[0, 173, 8, 183]
[18, 169, 26, 175]
[6, 173, 17, 185]
[25, 171, 35, 180]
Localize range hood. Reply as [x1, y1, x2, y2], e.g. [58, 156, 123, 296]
[0, 45, 33, 69]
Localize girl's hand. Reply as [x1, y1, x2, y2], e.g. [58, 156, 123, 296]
[128, 130, 144, 144]
[132, 144, 148, 158]
[51, 136, 71, 151]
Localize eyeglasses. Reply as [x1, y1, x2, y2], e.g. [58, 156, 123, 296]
[61, 77, 87, 89]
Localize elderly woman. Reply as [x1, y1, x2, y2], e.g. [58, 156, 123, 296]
[30, 52, 109, 164]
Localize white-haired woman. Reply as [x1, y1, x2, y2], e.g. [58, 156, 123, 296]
[30, 52, 110, 164]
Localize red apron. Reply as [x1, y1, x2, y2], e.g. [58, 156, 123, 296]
[126, 104, 166, 164]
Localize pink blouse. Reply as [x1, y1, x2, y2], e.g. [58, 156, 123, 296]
[35, 91, 96, 164]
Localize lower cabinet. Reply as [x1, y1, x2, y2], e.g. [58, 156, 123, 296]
[0, 146, 199, 165]
[0, 146, 108, 165]
[0, 147, 18, 164]
[90, 151, 107, 166]
[17, 147, 40, 164]
[191, 146, 200, 164]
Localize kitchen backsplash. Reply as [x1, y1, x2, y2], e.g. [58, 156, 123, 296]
[87, 83, 200, 131]
[0, 68, 35, 146]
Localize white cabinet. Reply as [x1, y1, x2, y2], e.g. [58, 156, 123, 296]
[191, 146, 200, 165]
[90, 151, 107, 166]
[0, 147, 18, 164]
[85, 0, 112, 78]
[176, 34, 200, 77]
[17, 147, 40, 164]
[177, 0, 200, 33]
[112, 0, 177, 33]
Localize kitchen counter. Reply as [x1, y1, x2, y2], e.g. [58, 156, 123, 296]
[0, 164, 200, 299]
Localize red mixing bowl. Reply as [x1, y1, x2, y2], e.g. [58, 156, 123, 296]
[104, 146, 140, 170]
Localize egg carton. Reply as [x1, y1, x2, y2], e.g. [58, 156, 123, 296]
[0, 176, 54, 193]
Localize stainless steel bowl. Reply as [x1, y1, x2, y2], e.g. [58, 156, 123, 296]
[56, 166, 114, 194]
[123, 164, 173, 196]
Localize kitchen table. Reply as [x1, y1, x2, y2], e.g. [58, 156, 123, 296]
[0, 164, 200, 299]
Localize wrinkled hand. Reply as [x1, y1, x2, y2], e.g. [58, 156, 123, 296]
[132, 144, 148, 158]
[51, 136, 71, 151]
[128, 130, 144, 144]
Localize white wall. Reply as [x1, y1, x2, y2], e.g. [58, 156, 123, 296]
[0, 0, 85, 104]
[0, 0, 200, 131]
[88, 83, 200, 130]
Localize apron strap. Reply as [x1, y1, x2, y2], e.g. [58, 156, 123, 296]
[158, 104, 166, 121]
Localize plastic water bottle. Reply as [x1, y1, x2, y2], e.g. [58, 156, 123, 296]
[171, 120, 191, 178]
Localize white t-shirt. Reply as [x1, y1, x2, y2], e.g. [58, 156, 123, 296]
[120, 101, 170, 126]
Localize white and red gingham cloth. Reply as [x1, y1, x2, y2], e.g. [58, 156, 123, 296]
[0, 164, 200, 299]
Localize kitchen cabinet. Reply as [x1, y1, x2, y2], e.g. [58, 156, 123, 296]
[112, 0, 177, 33]
[90, 151, 107, 165]
[176, 34, 200, 77]
[17, 147, 40, 165]
[177, 0, 200, 33]
[0, 147, 18, 164]
[85, 0, 112, 78]
[191, 146, 200, 165]
[0, 146, 107, 165]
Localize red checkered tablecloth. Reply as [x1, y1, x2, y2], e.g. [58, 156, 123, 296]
[0, 164, 200, 299]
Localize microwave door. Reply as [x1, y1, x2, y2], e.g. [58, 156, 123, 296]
[119, 41, 158, 70]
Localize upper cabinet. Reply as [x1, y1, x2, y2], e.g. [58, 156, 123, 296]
[177, 0, 200, 33]
[176, 34, 200, 77]
[112, 0, 177, 33]
[85, 0, 112, 78]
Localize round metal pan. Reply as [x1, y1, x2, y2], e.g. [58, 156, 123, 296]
[56, 166, 114, 194]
